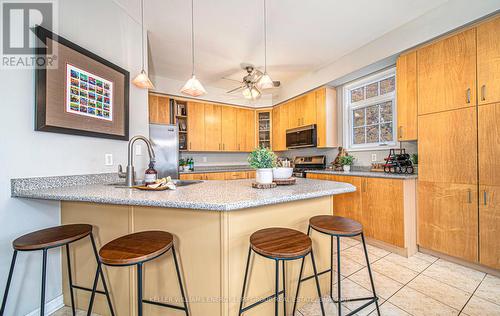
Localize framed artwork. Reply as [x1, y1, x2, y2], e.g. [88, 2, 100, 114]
[35, 26, 129, 140]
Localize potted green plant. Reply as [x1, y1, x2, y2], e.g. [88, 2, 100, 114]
[248, 147, 277, 184]
[340, 155, 355, 172]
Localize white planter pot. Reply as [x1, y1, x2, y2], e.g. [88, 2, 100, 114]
[343, 165, 351, 172]
[273, 167, 293, 179]
[255, 168, 274, 184]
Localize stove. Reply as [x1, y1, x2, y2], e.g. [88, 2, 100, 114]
[292, 155, 326, 178]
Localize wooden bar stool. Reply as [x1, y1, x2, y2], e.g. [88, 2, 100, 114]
[239, 227, 325, 316]
[90, 231, 189, 316]
[0, 224, 114, 316]
[294, 215, 380, 316]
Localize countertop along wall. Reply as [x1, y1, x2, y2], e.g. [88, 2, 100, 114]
[0, 1, 148, 315]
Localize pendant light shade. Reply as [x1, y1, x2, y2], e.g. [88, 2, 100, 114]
[257, 73, 274, 90]
[180, 75, 207, 97]
[181, 0, 206, 97]
[133, 70, 155, 89]
[133, 0, 154, 89]
[257, 0, 274, 90]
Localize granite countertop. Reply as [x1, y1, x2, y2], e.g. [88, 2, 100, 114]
[11, 174, 355, 211]
[179, 165, 253, 174]
[306, 169, 418, 179]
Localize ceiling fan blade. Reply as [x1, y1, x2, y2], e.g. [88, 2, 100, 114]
[221, 77, 243, 83]
[226, 85, 246, 94]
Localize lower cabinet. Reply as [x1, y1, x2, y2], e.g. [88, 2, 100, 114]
[180, 171, 255, 181]
[307, 173, 416, 253]
[479, 184, 500, 269]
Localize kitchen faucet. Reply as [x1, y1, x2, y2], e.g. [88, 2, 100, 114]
[118, 135, 156, 187]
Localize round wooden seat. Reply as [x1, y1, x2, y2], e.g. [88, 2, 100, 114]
[12, 224, 92, 251]
[309, 215, 363, 236]
[99, 231, 173, 266]
[250, 227, 312, 259]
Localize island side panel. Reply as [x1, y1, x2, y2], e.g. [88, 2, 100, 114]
[61, 201, 134, 316]
[132, 206, 222, 316]
[226, 196, 334, 316]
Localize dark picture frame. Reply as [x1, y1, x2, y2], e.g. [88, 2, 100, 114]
[35, 26, 130, 140]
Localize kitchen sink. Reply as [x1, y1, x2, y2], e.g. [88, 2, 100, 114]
[106, 179, 203, 188]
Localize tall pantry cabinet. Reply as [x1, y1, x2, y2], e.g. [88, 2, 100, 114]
[417, 15, 500, 269]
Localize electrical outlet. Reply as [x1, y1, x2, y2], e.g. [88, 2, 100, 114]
[202, 157, 207, 163]
[135, 144, 142, 155]
[104, 154, 113, 166]
[371, 154, 377, 162]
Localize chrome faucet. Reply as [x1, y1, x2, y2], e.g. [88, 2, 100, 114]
[118, 135, 156, 187]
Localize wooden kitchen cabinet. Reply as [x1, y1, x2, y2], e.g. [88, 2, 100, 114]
[286, 100, 298, 129]
[315, 87, 338, 148]
[418, 181, 478, 262]
[149, 94, 170, 124]
[204, 104, 222, 151]
[237, 108, 255, 152]
[180, 171, 254, 181]
[478, 102, 500, 269]
[273, 104, 289, 151]
[477, 15, 500, 106]
[187, 102, 205, 151]
[306, 173, 414, 252]
[302, 92, 317, 125]
[362, 178, 404, 247]
[396, 51, 417, 141]
[221, 106, 237, 151]
[417, 28, 477, 115]
[417, 107, 477, 184]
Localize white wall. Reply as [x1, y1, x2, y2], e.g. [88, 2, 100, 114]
[0, 0, 148, 315]
[275, 0, 500, 103]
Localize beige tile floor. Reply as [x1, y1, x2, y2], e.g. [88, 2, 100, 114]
[295, 238, 500, 316]
[51, 238, 500, 316]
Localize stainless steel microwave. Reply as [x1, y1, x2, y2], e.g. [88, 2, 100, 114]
[286, 124, 317, 149]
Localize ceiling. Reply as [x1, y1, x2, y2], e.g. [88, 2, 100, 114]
[116, 0, 449, 94]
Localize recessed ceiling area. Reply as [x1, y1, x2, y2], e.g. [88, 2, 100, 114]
[117, 0, 449, 96]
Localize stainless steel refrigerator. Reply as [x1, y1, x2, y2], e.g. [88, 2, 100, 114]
[149, 124, 179, 179]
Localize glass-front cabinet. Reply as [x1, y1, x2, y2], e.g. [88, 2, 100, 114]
[257, 110, 271, 149]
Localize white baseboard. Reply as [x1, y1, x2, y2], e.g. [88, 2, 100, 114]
[25, 295, 64, 316]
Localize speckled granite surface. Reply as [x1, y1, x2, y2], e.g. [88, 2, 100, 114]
[306, 169, 418, 179]
[179, 165, 253, 174]
[11, 173, 121, 196]
[11, 178, 356, 211]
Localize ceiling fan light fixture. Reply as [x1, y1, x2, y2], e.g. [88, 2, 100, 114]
[181, 75, 207, 97]
[242, 85, 261, 100]
[257, 72, 274, 90]
[133, 70, 155, 89]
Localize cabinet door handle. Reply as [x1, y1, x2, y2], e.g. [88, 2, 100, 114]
[483, 190, 487, 206]
[467, 189, 472, 204]
[189, 142, 192, 150]
[399, 126, 403, 139]
[466, 88, 471, 104]
[481, 85, 486, 101]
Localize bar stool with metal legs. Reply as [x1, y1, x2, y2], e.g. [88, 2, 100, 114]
[294, 215, 381, 316]
[0, 224, 114, 316]
[89, 231, 189, 316]
[239, 227, 325, 316]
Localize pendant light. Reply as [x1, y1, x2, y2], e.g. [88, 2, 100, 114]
[132, 0, 155, 89]
[180, 0, 207, 97]
[257, 0, 274, 90]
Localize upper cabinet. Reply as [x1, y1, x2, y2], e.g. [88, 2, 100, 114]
[315, 87, 338, 148]
[221, 106, 237, 151]
[417, 28, 477, 115]
[477, 15, 500, 106]
[187, 102, 205, 151]
[238, 108, 256, 151]
[149, 94, 170, 124]
[396, 51, 417, 141]
[204, 104, 222, 151]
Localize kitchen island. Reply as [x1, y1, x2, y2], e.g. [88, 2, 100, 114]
[12, 175, 355, 316]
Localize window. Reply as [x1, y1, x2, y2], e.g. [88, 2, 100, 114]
[343, 68, 397, 150]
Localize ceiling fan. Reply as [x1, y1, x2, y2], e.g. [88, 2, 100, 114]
[225, 64, 280, 100]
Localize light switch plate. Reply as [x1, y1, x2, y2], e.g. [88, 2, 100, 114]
[371, 154, 377, 162]
[104, 154, 113, 166]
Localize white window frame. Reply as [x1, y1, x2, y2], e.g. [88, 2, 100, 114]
[342, 67, 398, 151]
